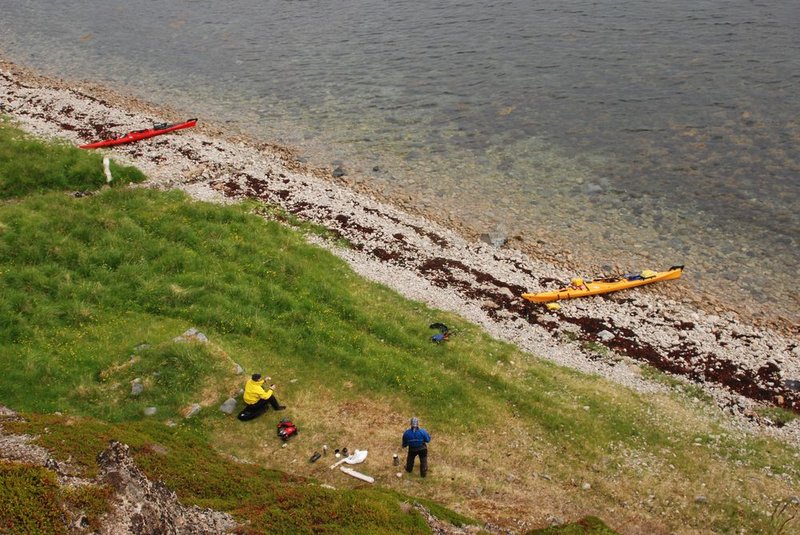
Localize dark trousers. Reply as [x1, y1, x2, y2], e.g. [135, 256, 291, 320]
[405, 446, 428, 477]
[245, 395, 281, 417]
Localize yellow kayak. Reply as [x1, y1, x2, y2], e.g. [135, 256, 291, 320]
[522, 265, 684, 303]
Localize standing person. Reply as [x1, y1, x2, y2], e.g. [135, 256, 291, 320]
[402, 416, 431, 477]
[239, 373, 285, 421]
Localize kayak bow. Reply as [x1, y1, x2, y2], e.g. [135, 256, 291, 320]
[522, 265, 684, 303]
[79, 118, 197, 149]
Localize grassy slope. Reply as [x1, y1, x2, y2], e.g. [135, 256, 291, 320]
[0, 117, 146, 198]
[0, 120, 797, 534]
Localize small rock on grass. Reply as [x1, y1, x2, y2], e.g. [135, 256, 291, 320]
[174, 327, 208, 344]
[183, 403, 202, 418]
[219, 398, 237, 414]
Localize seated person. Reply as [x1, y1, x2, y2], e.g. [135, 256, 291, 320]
[238, 373, 285, 421]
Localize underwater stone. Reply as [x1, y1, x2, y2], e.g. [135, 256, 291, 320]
[480, 230, 508, 248]
[586, 183, 603, 194]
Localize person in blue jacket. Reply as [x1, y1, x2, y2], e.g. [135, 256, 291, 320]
[402, 416, 431, 477]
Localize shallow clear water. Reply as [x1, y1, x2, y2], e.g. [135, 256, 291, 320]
[1, 0, 798, 319]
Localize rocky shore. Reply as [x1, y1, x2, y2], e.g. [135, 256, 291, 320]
[1, 58, 798, 448]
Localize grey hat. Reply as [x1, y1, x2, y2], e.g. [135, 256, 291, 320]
[410, 417, 419, 428]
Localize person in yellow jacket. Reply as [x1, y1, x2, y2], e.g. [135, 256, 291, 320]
[240, 373, 286, 420]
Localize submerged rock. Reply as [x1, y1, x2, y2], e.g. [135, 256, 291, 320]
[479, 230, 507, 248]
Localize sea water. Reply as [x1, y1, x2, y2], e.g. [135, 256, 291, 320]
[1, 0, 798, 321]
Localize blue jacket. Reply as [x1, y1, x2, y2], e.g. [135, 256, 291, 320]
[402, 427, 431, 449]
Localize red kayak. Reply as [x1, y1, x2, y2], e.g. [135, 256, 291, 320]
[79, 118, 197, 149]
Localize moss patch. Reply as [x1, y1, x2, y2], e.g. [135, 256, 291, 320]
[0, 461, 67, 535]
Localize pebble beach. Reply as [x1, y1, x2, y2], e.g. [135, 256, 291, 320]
[1, 57, 798, 449]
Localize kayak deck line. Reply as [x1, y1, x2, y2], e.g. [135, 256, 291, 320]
[79, 118, 197, 149]
[522, 265, 684, 303]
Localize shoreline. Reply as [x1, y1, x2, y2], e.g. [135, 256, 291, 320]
[1, 57, 798, 448]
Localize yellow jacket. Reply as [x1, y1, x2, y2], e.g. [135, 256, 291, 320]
[244, 378, 274, 405]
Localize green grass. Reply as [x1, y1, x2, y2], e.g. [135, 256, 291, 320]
[1, 117, 799, 534]
[0, 183, 512, 434]
[0, 117, 145, 198]
[639, 364, 715, 404]
[756, 406, 800, 427]
[250, 200, 352, 247]
[88, 341, 233, 422]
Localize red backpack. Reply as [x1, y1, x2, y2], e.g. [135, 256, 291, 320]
[277, 418, 298, 441]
